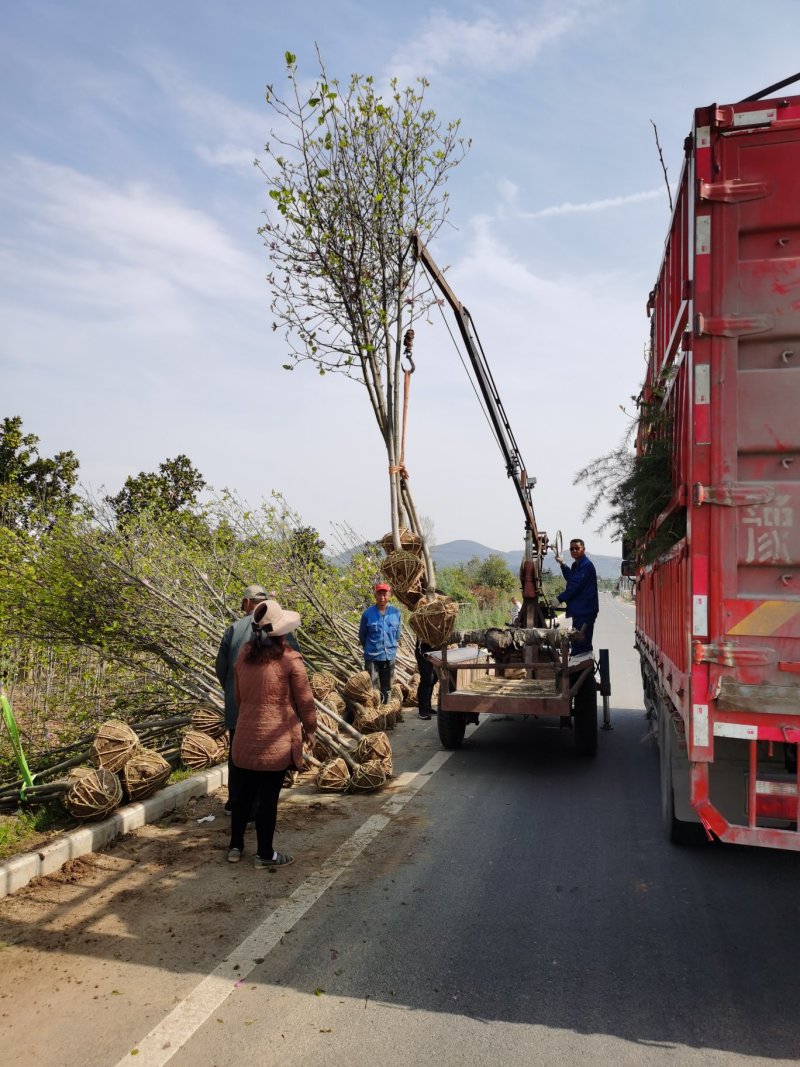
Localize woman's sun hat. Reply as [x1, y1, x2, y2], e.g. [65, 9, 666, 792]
[252, 599, 301, 637]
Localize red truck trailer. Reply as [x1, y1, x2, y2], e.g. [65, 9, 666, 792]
[629, 90, 800, 849]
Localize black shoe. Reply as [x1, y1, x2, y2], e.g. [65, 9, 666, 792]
[418, 711, 431, 720]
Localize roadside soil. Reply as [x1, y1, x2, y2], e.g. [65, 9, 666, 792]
[0, 714, 440, 1067]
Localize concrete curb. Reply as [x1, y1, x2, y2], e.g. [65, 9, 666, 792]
[0, 766, 228, 900]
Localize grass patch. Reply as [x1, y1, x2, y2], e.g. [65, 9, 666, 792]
[168, 767, 195, 785]
[0, 802, 73, 860]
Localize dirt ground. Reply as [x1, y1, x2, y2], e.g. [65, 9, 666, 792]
[0, 719, 438, 1066]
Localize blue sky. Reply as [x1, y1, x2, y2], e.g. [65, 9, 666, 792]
[3, 1, 799, 556]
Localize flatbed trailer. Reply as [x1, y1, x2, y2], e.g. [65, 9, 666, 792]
[429, 639, 608, 756]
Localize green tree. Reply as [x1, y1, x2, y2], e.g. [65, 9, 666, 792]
[258, 50, 469, 587]
[471, 554, 517, 593]
[0, 415, 79, 531]
[105, 455, 206, 522]
[434, 564, 475, 604]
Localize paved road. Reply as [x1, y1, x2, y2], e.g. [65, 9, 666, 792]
[130, 593, 800, 1066]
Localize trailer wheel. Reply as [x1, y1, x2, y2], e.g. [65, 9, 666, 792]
[437, 709, 466, 750]
[572, 671, 598, 757]
[659, 709, 706, 845]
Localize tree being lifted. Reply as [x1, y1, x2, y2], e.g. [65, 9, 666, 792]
[257, 50, 469, 590]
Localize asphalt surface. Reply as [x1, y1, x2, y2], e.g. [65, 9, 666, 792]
[153, 593, 800, 1066]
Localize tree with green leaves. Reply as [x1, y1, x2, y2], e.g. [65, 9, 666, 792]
[469, 554, 517, 593]
[105, 454, 206, 522]
[0, 415, 79, 532]
[575, 372, 684, 562]
[257, 49, 469, 589]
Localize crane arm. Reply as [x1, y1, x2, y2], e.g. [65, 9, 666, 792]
[409, 231, 542, 553]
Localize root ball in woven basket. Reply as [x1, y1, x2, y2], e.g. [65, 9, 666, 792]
[89, 720, 140, 774]
[380, 528, 424, 557]
[381, 550, 424, 595]
[190, 707, 226, 739]
[393, 582, 424, 610]
[353, 704, 384, 734]
[349, 760, 387, 792]
[67, 765, 96, 782]
[312, 735, 334, 762]
[311, 671, 337, 701]
[324, 691, 347, 716]
[317, 710, 339, 735]
[64, 767, 123, 821]
[120, 748, 172, 802]
[355, 732, 392, 764]
[344, 671, 373, 704]
[409, 595, 459, 647]
[316, 757, 351, 793]
[181, 729, 222, 770]
[404, 672, 420, 705]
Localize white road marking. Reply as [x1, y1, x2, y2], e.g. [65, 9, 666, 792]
[118, 745, 465, 1065]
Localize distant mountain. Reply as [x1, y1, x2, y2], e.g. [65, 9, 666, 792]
[330, 536, 621, 581]
[431, 539, 621, 581]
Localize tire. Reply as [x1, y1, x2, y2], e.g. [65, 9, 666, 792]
[573, 670, 598, 756]
[437, 708, 467, 750]
[658, 707, 706, 845]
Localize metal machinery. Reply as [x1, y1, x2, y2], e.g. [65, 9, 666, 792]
[410, 233, 611, 755]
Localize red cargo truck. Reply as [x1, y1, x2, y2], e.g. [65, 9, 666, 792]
[629, 91, 800, 849]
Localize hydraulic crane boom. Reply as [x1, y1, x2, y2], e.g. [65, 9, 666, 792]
[410, 231, 548, 625]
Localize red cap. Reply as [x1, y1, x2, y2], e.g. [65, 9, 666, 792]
[374, 582, 391, 592]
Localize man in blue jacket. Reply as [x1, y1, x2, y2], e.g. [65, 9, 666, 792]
[359, 582, 402, 704]
[554, 538, 599, 656]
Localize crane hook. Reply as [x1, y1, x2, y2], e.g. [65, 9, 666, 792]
[402, 328, 416, 373]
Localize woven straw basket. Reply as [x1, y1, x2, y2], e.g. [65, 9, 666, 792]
[381, 550, 424, 595]
[121, 748, 172, 802]
[181, 730, 222, 770]
[409, 596, 459, 647]
[380, 528, 424, 558]
[393, 582, 424, 610]
[324, 691, 347, 716]
[354, 704, 385, 734]
[355, 731, 392, 764]
[190, 707, 227, 739]
[344, 671, 374, 704]
[89, 720, 139, 774]
[316, 710, 339, 735]
[316, 757, 350, 793]
[64, 767, 123, 821]
[350, 760, 387, 792]
[311, 671, 337, 701]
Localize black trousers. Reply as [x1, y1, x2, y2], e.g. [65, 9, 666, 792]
[228, 766, 288, 858]
[365, 658, 395, 703]
[571, 615, 596, 656]
[415, 642, 437, 714]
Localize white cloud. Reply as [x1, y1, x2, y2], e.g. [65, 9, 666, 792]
[498, 178, 667, 220]
[388, 4, 586, 81]
[138, 51, 267, 170]
[0, 156, 262, 309]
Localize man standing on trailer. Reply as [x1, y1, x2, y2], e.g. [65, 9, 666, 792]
[553, 538, 599, 656]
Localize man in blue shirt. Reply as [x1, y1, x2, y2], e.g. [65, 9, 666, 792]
[359, 583, 402, 704]
[554, 538, 599, 656]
